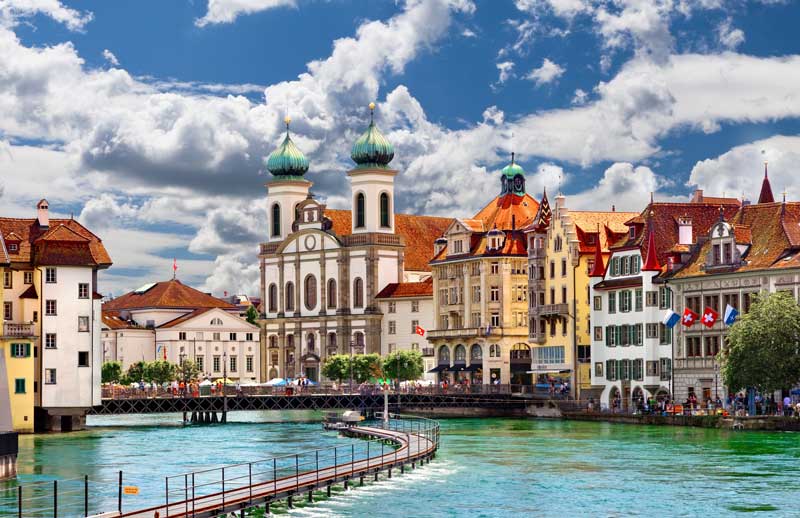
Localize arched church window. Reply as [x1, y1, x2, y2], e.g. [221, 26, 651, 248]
[355, 192, 366, 228]
[286, 282, 295, 311]
[327, 279, 337, 309]
[271, 203, 281, 237]
[380, 192, 390, 227]
[353, 277, 364, 308]
[268, 283, 277, 312]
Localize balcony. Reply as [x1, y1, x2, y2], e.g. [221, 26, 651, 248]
[426, 327, 505, 339]
[260, 242, 280, 255]
[532, 303, 569, 317]
[674, 357, 717, 370]
[421, 347, 435, 357]
[2, 322, 35, 338]
[529, 333, 546, 345]
[529, 248, 546, 259]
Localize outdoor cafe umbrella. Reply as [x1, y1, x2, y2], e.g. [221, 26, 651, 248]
[214, 378, 236, 385]
[265, 378, 287, 386]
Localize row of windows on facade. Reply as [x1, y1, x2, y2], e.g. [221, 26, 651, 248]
[196, 355, 255, 374]
[174, 332, 255, 341]
[439, 284, 527, 305]
[606, 255, 642, 278]
[599, 358, 672, 382]
[3, 270, 90, 298]
[436, 343, 565, 365]
[437, 309, 525, 330]
[4, 302, 90, 330]
[436, 260, 527, 280]
[596, 323, 672, 346]
[387, 319, 420, 335]
[594, 287, 673, 313]
[529, 316, 570, 337]
[269, 193, 392, 237]
[266, 331, 366, 350]
[386, 343, 422, 353]
[266, 277, 364, 313]
[386, 300, 420, 313]
[684, 293, 753, 315]
[9, 344, 90, 387]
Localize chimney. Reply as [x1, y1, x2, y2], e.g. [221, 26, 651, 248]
[37, 199, 49, 228]
[611, 205, 616, 212]
[677, 216, 692, 245]
[691, 189, 704, 203]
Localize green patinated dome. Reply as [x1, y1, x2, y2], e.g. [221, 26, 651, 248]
[500, 152, 526, 196]
[501, 152, 525, 179]
[351, 103, 394, 168]
[266, 118, 309, 179]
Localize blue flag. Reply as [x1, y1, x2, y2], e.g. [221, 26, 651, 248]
[662, 310, 680, 328]
[724, 304, 739, 326]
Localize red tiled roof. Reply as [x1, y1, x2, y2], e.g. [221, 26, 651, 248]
[375, 278, 433, 299]
[569, 211, 637, 254]
[0, 234, 8, 265]
[101, 310, 140, 330]
[0, 218, 111, 267]
[758, 167, 775, 204]
[103, 279, 235, 311]
[670, 202, 800, 278]
[323, 209, 452, 271]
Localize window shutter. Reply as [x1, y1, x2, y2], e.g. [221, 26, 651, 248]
[25, 343, 31, 357]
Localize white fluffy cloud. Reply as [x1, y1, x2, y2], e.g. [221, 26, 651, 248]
[0, 0, 92, 31]
[569, 162, 674, 211]
[195, 0, 296, 27]
[102, 49, 119, 66]
[716, 17, 745, 50]
[496, 61, 515, 84]
[688, 135, 800, 202]
[526, 58, 565, 86]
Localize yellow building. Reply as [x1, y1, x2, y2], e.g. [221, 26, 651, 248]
[525, 193, 635, 398]
[1, 235, 35, 433]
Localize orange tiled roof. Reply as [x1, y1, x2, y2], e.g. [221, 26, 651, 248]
[472, 193, 539, 231]
[670, 202, 800, 278]
[101, 310, 136, 330]
[569, 211, 637, 254]
[322, 209, 452, 272]
[103, 279, 235, 311]
[0, 218, 112, 267]
[375, 278, 433, 299]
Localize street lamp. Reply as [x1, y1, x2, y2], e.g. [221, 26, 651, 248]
[179, 352, 186, 382]
[222, 350, 228, 423]
[349, 339, 354, 394]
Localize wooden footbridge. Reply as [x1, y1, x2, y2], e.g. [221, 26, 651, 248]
[3, 414, 440, 518]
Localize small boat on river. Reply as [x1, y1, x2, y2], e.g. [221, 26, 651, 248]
[323, 410, 364, 430]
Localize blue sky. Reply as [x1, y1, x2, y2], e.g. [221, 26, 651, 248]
[2, 0, 800, 296]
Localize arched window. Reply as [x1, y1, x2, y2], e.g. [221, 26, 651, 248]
[470, 344, 482, 361]
[306, 333, 315, 351]
[328, 332, 336, 348]
[269, 335, 277, 348]
[210, 318, 223, 326]
[327, 279, 337, 309]
[286, 334, 294, 349]
[304, 275, 317, 310]
[285, 282, 295, 311]
[271, 203, 281, 237]
[294, 203, 300, 223]
[380, 192, 390, 227]
[354, 332, 365, 350]
[438, 346, 451, 364]
[510, 343, 531, 360]
[454, 344, 467, 363]
[355, 192, 365, 228]
[353, 277, 364, 308]
[268, 283, 277, 312]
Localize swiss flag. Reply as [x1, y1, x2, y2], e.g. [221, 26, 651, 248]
[682, 307, 700, 327]
[701, 306, 719, 328]
[415, 325, 426, 337]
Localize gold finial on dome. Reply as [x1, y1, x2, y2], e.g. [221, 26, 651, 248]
[369, 102, 376, 111]
[284, 115, 291, 129]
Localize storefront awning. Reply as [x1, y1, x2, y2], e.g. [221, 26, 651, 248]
[464, 363, 482, 372]
[447, 363, 468, 372]
[427, 365, 449, 373]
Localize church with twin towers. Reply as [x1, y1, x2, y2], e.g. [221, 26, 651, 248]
[259, 104, 452, 382]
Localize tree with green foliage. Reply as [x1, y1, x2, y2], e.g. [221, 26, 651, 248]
[322, 354, 351, 383]
[145, 360, 177, 384]
[721, 291, 800, 394]
[383, 350, 424, 383]
[352, 353, 383, 383]
[126, 361, 147, 383]
[177, 359, 201, 381]
[101, 361, 123, 384]
[245, 305, 259, 325]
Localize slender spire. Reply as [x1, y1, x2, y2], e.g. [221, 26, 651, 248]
[589, 223, 606, 278]
[758, 161, 774, 203]
[642, 210, 662, 272]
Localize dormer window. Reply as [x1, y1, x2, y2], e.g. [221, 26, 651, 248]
[8, 243, 18, 252]
[629, 227, 636, 239]
[723, 243, 732, 263]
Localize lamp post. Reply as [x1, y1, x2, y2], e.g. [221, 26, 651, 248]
[222, 350, 228, 423]
[179, 352, 186, 381]
[349, 339, 354, 394]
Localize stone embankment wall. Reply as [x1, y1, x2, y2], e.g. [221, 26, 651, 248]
[564, 412, 800, 431]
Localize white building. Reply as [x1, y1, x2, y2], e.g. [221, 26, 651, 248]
[375, 279, 436, 382]
[589, 196, 741, 409]
[259, 109, 451, 382]
[102, 279, 261, 382]
[0, 200, 112, 432]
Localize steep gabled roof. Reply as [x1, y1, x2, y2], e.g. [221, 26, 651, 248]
[103, 279, 235, 311]
[375, 278, 433, 299]
[0, 218, 111, 267]
[758, 164, 775, 204]
[322, 209, 452, 271]
[569, 211, 637, 254]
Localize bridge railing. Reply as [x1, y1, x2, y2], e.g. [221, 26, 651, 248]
[101, 383, 563, 400]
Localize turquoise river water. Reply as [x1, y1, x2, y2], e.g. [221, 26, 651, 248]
[2, 412, 800, 517]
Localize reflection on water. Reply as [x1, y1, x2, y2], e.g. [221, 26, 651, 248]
[3, 413, 800, 517]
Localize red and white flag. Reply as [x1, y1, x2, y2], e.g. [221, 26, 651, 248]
[701, 306, 719, 328]
[415, 325, 426, 337]
[682, 307, 699, 327]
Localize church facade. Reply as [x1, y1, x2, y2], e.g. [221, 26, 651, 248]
[259, 106, 451, 381]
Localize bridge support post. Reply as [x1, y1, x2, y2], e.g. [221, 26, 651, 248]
[374, 471, 378, 482]
[401, 464, 405, 474]
[388, 468, 392, 479]
[211, 412, 218, 423]
[288, 495, 293, 509]
[191, 411, 197, 423]
[327, 483, 331, 497]
[308, 489, 313, 502]
[359, 475, 364, 486]
[265, 501, 270, 514]
[344, 479, 349, 490]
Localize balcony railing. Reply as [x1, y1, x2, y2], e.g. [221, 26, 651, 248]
[532, 303, 569, 317]
[260, 242, 280, 255]
[342, 233, 403, 247]
[529, 248, 546, 259]
[426, 327, 505, 339]
[421, 347, 435, 357]
[3, 322, 35, 338]
[674, 357, 717, 370]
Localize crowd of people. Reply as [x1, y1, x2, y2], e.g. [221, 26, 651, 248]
[590, 391, 800, 418]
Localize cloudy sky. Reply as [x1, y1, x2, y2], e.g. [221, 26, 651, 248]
[1, 0, 799, 297]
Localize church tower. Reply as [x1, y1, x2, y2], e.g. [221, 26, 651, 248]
[265, 117, 312, 242]
[348, 103, 396, 234]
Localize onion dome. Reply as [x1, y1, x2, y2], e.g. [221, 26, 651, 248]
[500, 152, 526, 196]
[266, 116, 309, 179]
[351, 102, 394, 168]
